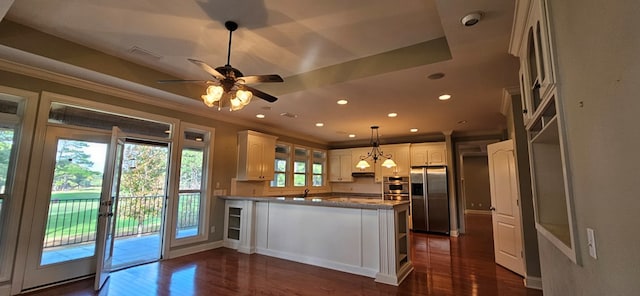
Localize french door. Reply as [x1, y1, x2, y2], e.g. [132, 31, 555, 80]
[22, 126, 111, 289]
[95, 127, 125, 290]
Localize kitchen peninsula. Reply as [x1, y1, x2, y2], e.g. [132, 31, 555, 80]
[218, 195, 413, 286]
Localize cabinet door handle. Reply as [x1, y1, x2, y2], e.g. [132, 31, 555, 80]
[490, 207, 496, 211]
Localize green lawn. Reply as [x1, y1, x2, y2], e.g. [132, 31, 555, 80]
[51, 189, 101, 200]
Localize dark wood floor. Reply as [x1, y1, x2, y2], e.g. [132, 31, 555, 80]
[21, 214, 543, 295]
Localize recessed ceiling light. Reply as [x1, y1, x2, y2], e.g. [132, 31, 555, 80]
[337, 99, 348, 105]
[427, 73, 445, 80]
[348, 134, 356, 138]
[410, 128, 418, 133]
[315, 122, 324, 127]
[256, 114, 265, 118]
[461, 11, 483, 27]
[195, 137, 203, 142]
[388, 112, 398, 118]
[439, 94, 452, 101]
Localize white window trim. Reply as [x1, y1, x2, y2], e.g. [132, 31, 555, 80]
[0, 86, 38, 284]
[266, 142, 329, 195]
[167, 122, 214, 248]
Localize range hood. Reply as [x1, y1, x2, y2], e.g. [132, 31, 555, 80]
[352, 172, 375, 178]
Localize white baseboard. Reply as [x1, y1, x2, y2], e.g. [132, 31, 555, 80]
[524, 275, 543, 290]
[464, 209, 492, 215]
[256, 247, 378, 278]
[167, 240, 223, 259]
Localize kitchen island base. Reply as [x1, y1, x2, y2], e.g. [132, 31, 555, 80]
[220, 196, 413, 286]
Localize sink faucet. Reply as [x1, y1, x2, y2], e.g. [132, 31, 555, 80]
[303, 188, 310, 198]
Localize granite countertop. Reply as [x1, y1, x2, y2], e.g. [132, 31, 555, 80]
[217, 195, 409, 210]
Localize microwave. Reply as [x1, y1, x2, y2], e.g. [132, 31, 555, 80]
[382, 176, 409, 197]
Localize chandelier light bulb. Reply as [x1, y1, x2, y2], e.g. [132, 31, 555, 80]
[356, 160, 371, 169]
[202, 85, 224, 107]
[236, 89, 253, 105]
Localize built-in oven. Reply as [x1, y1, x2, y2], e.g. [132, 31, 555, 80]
[382, 176, 409, 200]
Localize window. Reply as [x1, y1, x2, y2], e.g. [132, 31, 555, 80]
[312, 150, 326, 187]
[0, 88, 38, 283]
[268, 142, 326, 191]
[271, 144, 290, 187]
[173, 124, 213, 244]
[293, 148, 308, 187]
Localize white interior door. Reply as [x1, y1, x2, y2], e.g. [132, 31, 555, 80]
[94, 127, 126, 291]
[487, 140, 525, 276]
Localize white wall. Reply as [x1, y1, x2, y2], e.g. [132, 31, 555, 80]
[540, 0, 640, 294]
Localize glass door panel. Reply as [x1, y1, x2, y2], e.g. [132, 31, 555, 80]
[41, 139, 108, 265]
[176, 148, 203, 239]
[22, 126, 110, 290]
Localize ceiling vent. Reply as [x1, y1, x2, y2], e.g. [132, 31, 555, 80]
[128, 46, 162, 60]
[280, 112, 298, 118]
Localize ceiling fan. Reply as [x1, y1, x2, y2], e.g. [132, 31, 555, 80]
[158, 21, 283, 110]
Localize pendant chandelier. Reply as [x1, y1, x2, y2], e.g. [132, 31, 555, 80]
[356, 126, 397, 169]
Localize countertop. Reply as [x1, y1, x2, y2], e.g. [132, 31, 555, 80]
[217, 195, 409, 210]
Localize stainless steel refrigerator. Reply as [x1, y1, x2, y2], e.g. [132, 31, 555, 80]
[410, 166, 450, 234]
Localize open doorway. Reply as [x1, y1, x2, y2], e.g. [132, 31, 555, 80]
[111, 139, 169, 270]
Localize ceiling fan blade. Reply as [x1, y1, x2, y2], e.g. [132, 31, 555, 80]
[188, 58, 225, 79]
[238, 74, 284, 84]
[239, 85, 278, 103]
[156, 79, 210, 84]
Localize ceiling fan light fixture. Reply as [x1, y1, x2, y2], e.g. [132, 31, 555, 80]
[202, 85, 224, 107]
[235, 89, 253, 105]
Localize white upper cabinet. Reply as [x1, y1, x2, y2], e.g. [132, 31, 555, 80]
[351, 147, 375, 173]
[328, 149, 353, 182]
[510, 0, 578, 263]
[236, 130, 277, 181]
[410, 142, 446, 166]
[376, 144, 410, 180]
[511, 0, 556, 125]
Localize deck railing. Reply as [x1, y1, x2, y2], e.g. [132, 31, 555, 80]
[44, 193, 200, 248]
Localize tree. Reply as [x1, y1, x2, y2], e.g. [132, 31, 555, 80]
[118, 143, 168, 235]
[52, 140, 101, 191]
[0, 128, 15, 194]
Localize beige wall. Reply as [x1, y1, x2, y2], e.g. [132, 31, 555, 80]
[538, 0, 640, 294]
[462, 156, 491, 211]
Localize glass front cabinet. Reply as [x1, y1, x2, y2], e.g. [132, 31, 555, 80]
[510, 0, 579, 264]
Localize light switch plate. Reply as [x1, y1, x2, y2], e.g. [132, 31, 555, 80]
[587, 228, 597, 259]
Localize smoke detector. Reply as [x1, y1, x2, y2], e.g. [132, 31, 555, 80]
[461, 11, 483, 27]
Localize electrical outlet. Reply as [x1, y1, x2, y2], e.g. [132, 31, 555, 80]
[210, 226, 215, 233]
[587, 228, 597, 259]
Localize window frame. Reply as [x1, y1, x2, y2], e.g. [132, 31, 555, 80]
[266, 142, 327, 193]
[0, 86, 38, 283]
[293, 147, 309, 187]
[311, 150, 326, 187]
[270, 143, 290, 188]
[169, 122, 214, 247]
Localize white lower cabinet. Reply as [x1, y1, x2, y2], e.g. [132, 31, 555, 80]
[223, 200, 255, 254]
[223, 198, 412, 286]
